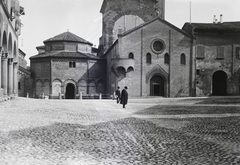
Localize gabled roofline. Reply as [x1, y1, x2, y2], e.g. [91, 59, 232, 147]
[119, 17, 192, 38]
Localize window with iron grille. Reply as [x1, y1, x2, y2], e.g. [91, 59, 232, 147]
[236, 47, 240, 59]
[216, 46, 224, 59]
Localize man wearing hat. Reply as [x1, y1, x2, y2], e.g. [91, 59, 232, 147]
[120, 86, 128, 108]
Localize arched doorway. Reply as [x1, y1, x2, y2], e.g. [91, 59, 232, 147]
[150, 75, 164, 96]
[65, 83, 75, 99]
[212, 71, 227, 96]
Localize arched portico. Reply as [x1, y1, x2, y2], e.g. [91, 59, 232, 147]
[1, 31, 8, 95]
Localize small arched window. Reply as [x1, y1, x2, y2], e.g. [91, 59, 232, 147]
[129, 53, 134, 59]
[146, 53, 151, 64]
[69, 61, 72, 68]
[72, 61, 76, 68]
[164, 53, 170, 64]
[181, 53, 186, 65]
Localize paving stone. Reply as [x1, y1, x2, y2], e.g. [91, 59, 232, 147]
[0, 97, 240, 164]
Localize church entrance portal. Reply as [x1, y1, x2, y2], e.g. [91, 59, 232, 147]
[150, 75, 164, 96]
[212, 71, 227, 96]
[65, 83, 75, 99]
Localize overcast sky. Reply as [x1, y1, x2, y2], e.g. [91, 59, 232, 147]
[19, 0, 240, 65]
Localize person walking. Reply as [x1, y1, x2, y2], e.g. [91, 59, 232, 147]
[120, 86, 128, 108]
[115, 86, 121, 103]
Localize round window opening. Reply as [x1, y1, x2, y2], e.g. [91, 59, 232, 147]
[151, 39, 165, 54]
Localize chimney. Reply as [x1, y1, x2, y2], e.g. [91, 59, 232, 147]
[220, 14, 223, 23]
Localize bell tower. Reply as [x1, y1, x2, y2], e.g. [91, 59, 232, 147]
[99, 0, 165, 55]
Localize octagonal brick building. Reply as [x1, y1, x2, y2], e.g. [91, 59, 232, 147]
[30, 31, 106, 99]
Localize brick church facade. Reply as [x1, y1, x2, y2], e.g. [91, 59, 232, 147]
[30, 0, 240, 98]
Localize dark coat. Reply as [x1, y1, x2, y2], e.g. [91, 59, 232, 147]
[120, 89, 128, 105]
[115, 89, 121, 98]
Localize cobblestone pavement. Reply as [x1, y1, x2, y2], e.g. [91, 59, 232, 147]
[0, 97, 240, 165]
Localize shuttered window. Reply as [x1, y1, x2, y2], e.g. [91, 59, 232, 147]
[196, 46, 205, 59]
[236, 47, 240, 59]
[217, 47, 224, 59]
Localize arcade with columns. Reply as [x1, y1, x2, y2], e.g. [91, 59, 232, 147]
[0, 45, 19, 98]
[0, 0, 24, 99]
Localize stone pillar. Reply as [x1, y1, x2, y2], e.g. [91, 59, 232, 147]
[8, 58, 13, 96]
[58, 92, 61, 99]
[1, 53, 8, 95]
[79, 92, 82, 100]
[13, 62, 18, 96]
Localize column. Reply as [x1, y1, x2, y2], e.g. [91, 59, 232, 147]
[0, 50, 2, 89]
[8, 58, 13, 96]
[13, 62, 18, 96]
[0, 51, 2, 97]
[1, 53, 8, 95]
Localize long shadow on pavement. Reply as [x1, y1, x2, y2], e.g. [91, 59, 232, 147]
[135, 105, 240, 115]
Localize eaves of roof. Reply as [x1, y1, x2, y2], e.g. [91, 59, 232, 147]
[19, 66, 31, 75]
[182, 22, 240, 34]
[30, 51, 102, 60]
[43, 31, 93, 46]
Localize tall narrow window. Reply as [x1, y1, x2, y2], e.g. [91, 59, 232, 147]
[217, 47, 224, 59]
[196, 45, 205, 59]
[146, 53, 151, 64]
[73, 61, 76, 68]
[69, 61, 72, 68]
[164, 53, 170, 64]
[196, 69, 200, 75]
[18, 82, 21, 90]
[181, 53, 186, 65]
[129, 53, 134, 59]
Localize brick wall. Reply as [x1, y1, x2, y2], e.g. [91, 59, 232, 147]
[195, 34, 240, 96]
[106, 19, 192, 97]
[100, 0, 165, 55]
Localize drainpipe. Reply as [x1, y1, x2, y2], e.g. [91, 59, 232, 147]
[50, 58, 52, 99]
[232, 40, 234, 76]
[87, 60, 89, 94]
[140, 29, 144, 97]
[189, 37, 193, 96]
[168, 30, 172, 97]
